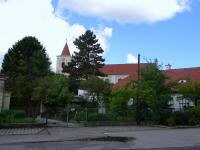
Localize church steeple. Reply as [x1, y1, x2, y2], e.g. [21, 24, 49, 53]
[56, 39, 72, 73]
[61, 40, 70, 56]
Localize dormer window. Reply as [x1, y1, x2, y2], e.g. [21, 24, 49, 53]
[179, 80, 187, 83]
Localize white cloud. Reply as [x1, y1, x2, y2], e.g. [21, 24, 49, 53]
[56, 0, 191, 24]
[126, 53, 138, 63]
[92, 27, 112, 55]
[0, 0, 112, 71]
[0, 52, 3, 66]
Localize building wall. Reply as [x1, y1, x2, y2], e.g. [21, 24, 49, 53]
[170, 94, 194, 111]
[0, 80, 10, 112]
[56, 55, 71, 73]
[101, 74, 129, 84]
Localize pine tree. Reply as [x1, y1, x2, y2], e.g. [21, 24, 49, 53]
[63, 30, 105, 79]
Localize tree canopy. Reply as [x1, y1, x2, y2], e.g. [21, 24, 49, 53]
[110, 87, 135, 117]
[32, 74, 73, 106]
[80, 75, 111, 107]
[179, 81, 200, 106]
[1, 36, 51, 107]
[140, 62, 172, 123]
[63, 30, 105, 80]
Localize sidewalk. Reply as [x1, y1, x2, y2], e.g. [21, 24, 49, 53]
[47, 119, 82, 128]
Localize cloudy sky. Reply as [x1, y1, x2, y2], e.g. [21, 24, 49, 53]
[0, 0, 199, 70]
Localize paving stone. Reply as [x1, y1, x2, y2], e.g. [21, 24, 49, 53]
[0, 128, 49, 135]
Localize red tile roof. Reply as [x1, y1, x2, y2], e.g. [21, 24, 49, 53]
[100, 63, 148, 75]
[61, 42, 70, 56]
[112, 74, 136, 90]
[165, 67, 200, 83]
[113, 67, 200, 90]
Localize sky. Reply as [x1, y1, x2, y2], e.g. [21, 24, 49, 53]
[0, 0, 200, 71]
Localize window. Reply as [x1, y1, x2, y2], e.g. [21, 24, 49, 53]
[177, 96, 189, 109]
[178, 80, 187, 83]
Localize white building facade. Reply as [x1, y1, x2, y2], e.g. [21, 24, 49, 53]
[56, 42, 71, 74]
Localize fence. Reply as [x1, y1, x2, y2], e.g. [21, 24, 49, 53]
[0, 107, 46, 128]
[46, 106, 158, 125]
[0, 106, 180, 127]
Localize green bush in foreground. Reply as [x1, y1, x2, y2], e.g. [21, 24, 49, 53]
[167, 107, 200, 126]
[0, 110, 33, 124]
[188, 107, 200, 125]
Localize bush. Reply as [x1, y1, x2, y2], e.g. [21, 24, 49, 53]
[0, 110, 12, 123]
[74, 111, 86, 122]
[188, 107, 200, 125]
[12, 110, 26, 119]
[166, 117, 176, 126]
[166, 107, 200, 126]
[174, 111, 190, 125]
[87, 113, 116, 122]
[0, 109, 28, 123]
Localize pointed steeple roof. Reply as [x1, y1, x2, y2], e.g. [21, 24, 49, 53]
[61, 41, 70, 56]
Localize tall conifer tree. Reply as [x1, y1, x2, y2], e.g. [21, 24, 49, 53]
[1, 36, 51, 107]
[63, 30, 105, 79]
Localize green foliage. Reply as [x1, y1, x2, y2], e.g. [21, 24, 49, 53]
[11, 109, 26, 119]
[32, 74, 73, 106]
[1, 36, 51, 106]
[87, 113, 114, 122]
[63, 30, 105, 80]
[179, 81, 200, 106]
[68, 78, 80, 94]
[166, 107, 200, 126]
[0, 109, 32, 124]
[80, 75, 111, 106]
[167, 111, 190, 125]
[73, 110, 86, 122]
[140, 62, 172, 123]
[166, 117, 176, 126]
[188, 107, 200, 125]
[110, 88, 135, 117]
[108, 61, 172, 124]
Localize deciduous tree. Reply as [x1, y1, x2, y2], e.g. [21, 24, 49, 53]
[179, 81, 200, 106]
[140, 62, 172, 123]
[32, 74, 73, 106]
[80, 75, 111, 107]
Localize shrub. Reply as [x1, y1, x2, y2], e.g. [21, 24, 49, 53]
[12, 110, 26, 119]
[74, 111, 86, 122]
[87, 113, 116, 122]
[166, 117, 176, 126]
[0, 110, 12, 123]
[188, 107, 200, 125]
[0, 109, 27, 123]
[173, 111, 190, 125]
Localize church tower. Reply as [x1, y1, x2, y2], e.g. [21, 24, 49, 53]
[56, 41, 71, 73]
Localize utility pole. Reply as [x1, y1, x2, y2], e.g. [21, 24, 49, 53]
[136, 54, 141, 125]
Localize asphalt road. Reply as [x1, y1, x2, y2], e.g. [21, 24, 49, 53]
[0, 140, 200, 150]
[1, 126, 200, 150]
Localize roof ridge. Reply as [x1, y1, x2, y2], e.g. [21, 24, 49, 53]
[104, 63, 148, 66]
[164, 67, 200, 71]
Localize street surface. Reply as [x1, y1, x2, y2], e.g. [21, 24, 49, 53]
[0, 126, 200, 150]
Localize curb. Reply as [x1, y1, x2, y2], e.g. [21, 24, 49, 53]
[152, 125, 200, 129]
